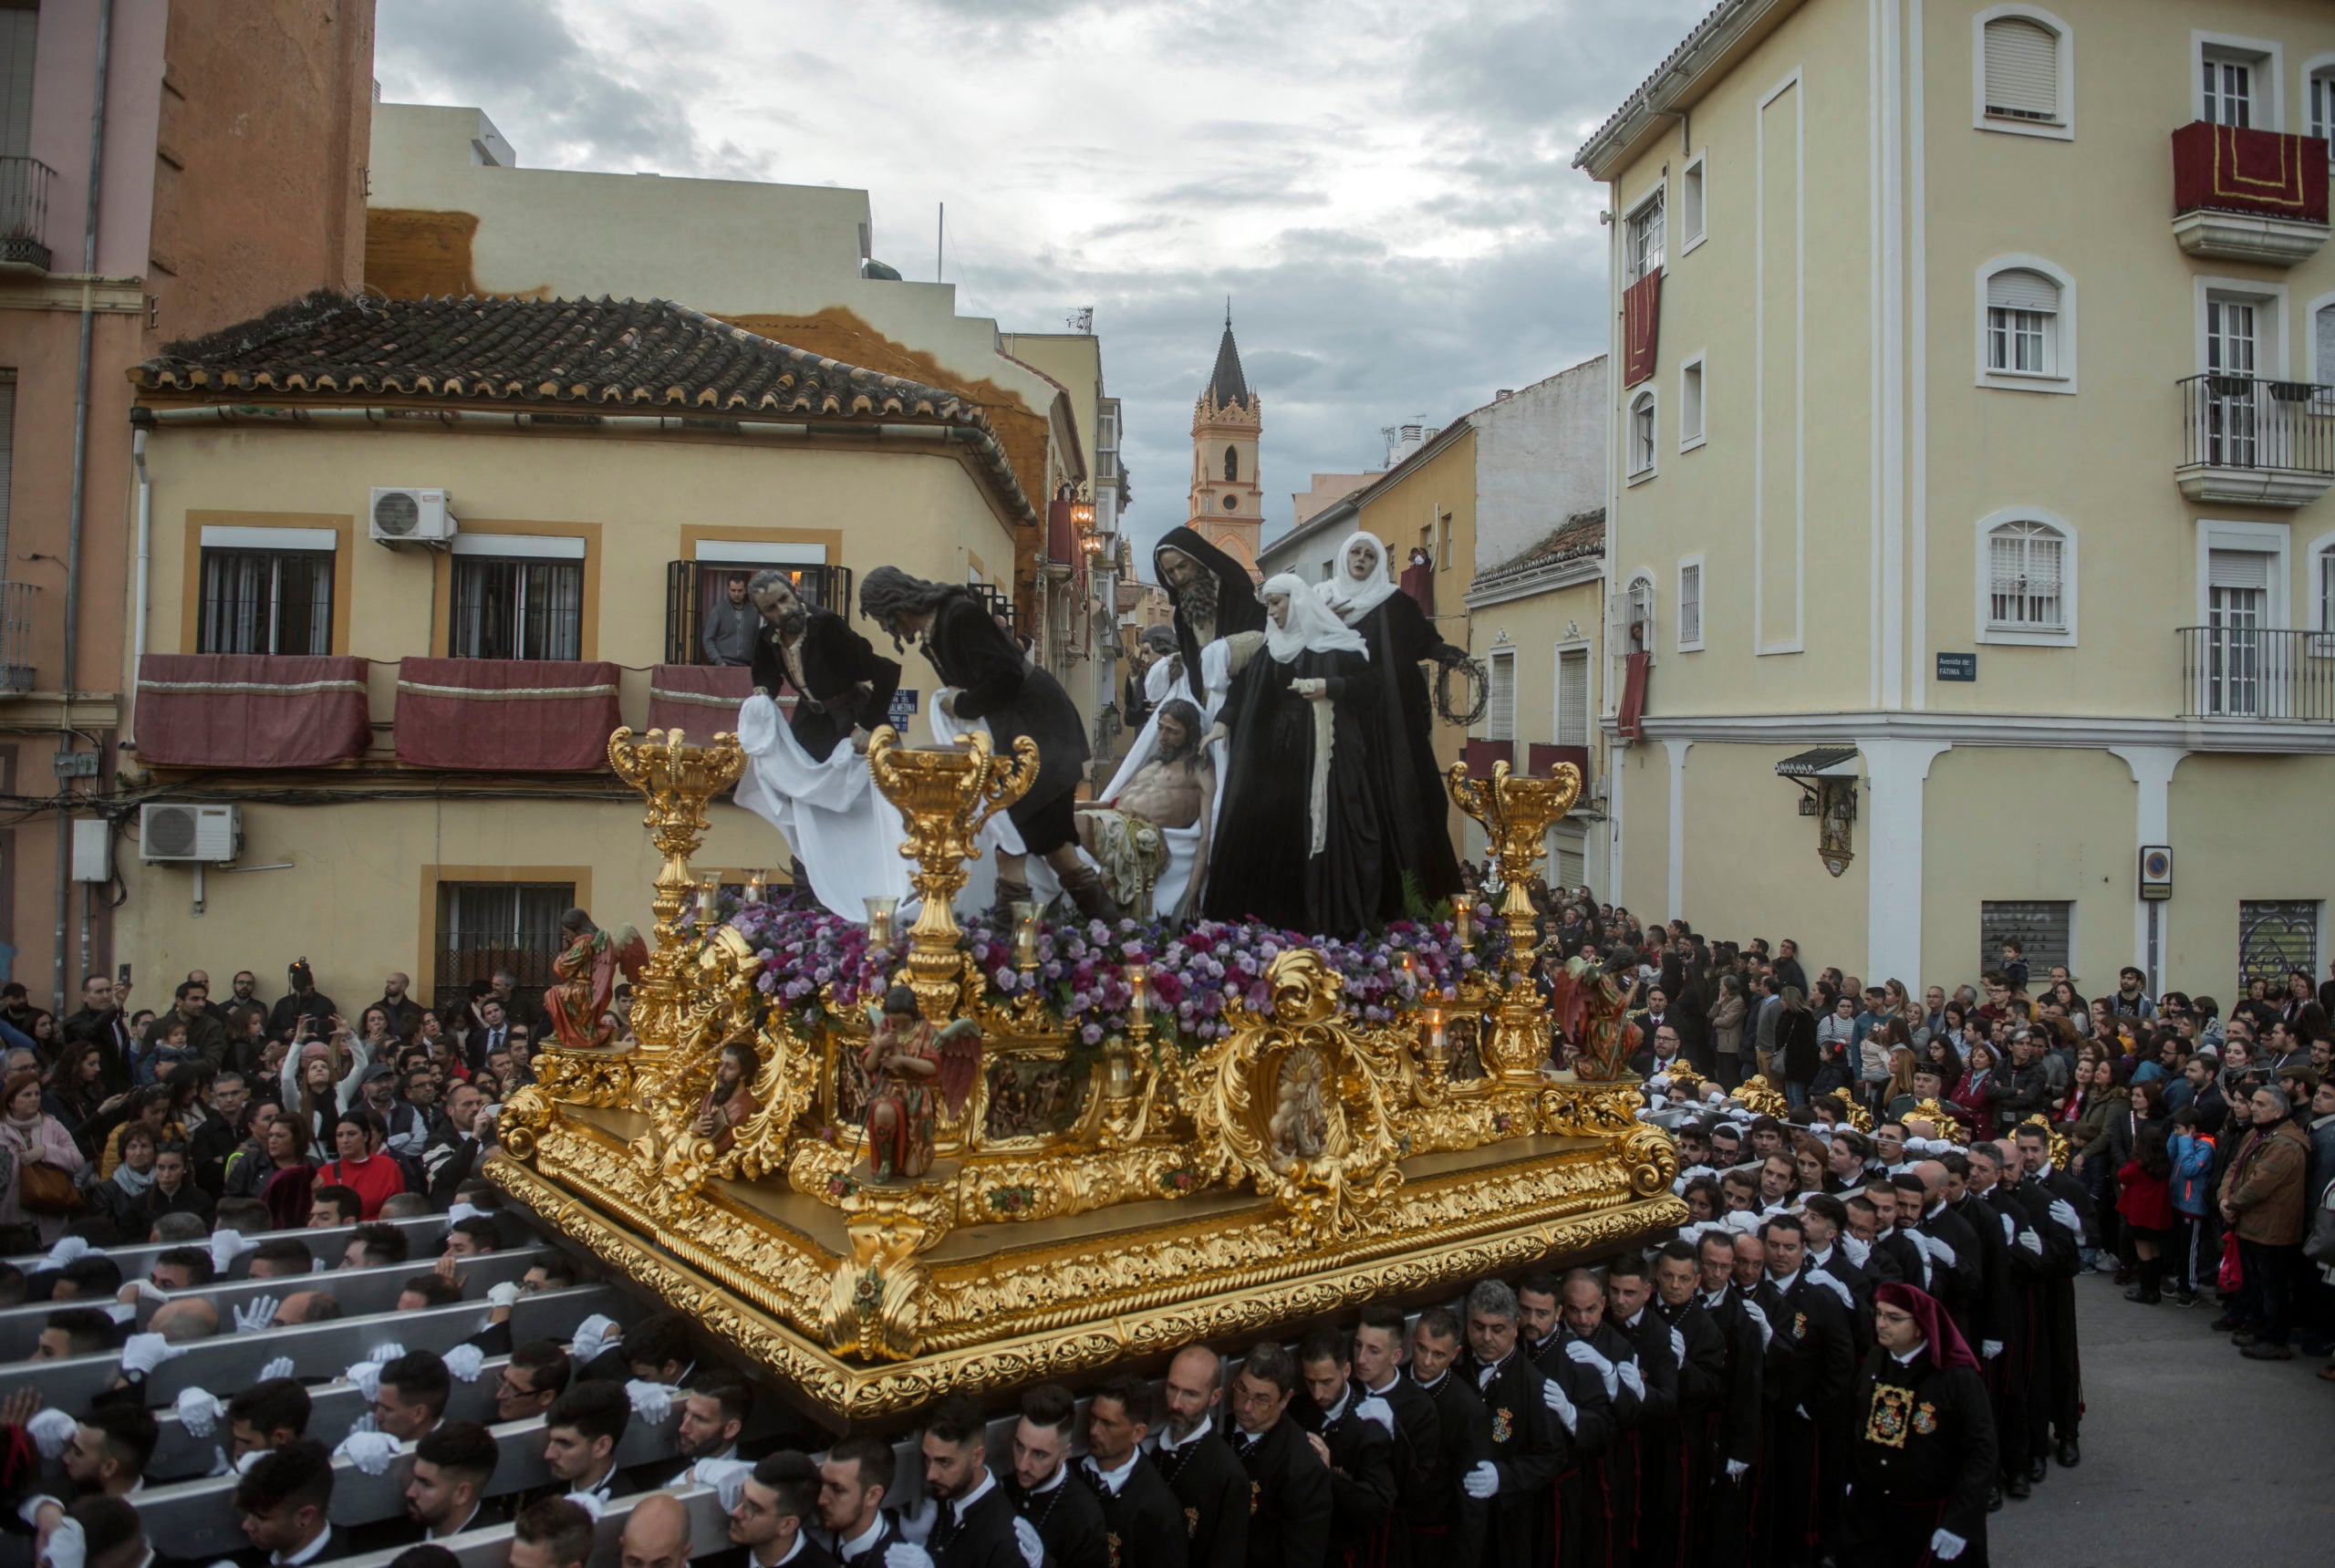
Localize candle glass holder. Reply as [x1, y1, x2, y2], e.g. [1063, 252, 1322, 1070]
[1013, 901, 1041, 971]
[863, 896, 899, 950]
[743, 869, 766, 905]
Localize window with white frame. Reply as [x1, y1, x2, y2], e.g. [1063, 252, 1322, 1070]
[1680, 156, 1706, 249]
[451, 547, 585, 660]
[2312, 65, 2335, 149]
[2318, 302, 2335, 387]
[1986, 519, 2068, 632]
[1981, 14, 2062, 123]
[2200, 46, 2264, 127]
[1486, 647, 1517, 742]
[1556, 647, 1590, 746]
[199, 546, 335, 656]
[1987, 269, 2059, 374]
[1626, 189, 1665, 283]
[1677, 558, 1703, 650]
[1627, 389, 1657, 479]
[1613, 573, 1657, 664]
[2312, 539, 2335, 648]
[1679, 357, 1706, 448]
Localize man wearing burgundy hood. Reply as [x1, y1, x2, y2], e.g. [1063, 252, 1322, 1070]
[1839, 1282, 1998, 1568]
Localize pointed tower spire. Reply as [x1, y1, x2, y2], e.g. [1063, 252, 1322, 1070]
[1205, 312, 1251, 411]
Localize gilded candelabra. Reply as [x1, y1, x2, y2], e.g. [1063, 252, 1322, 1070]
[607, 726, 747, 1050]
[865, 724, 1039, 1021]
[1446, 758, 1583, 1084]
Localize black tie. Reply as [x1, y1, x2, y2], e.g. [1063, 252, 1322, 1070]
[929, 1503, 959, 1552]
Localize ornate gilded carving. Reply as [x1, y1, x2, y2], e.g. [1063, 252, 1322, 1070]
[1830, 1086, 1875, 1132]
[607, 726, 747, 1051]
[1445, 759, 1582, 1083]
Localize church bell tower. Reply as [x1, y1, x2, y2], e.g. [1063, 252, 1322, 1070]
[1188, 306, 1263, 577]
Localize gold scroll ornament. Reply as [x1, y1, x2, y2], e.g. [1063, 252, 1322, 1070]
[1446, 758, 1583, 1083]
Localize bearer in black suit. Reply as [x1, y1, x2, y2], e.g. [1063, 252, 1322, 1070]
[230, 1439, 351, 1568]
[1222, 1340, 1334, 1568]
[1397, 1305, 1491, 1568]
[1004, 1383, 1109, 1568]
[748, 571, 900, 763]
[1456, 1278, 1572, 1568]
[700, 1451, 840, 1568]
[1078, 1374, 1189, 1568]
[1150, 1345, 1250, 1564]
[1839, 1284, 1997, 1568]
[816, 1436, 933, 1568]
[1292, 1328, 1399, 1568]
[920, 1396, 1036, 1568]
[1754, 1213, 1857, 1568]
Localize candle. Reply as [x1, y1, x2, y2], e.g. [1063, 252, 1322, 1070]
[1126, 962, 1150, 1028]
[743, 868, 766, 905]
[1012, 900, 1040, 969]
[1425, 1006, 1451, 1064]
[1396, 951, 1417, 992]
[695, 876, 719, 921]
[863, 896, 898, 949]
[1453, 900, 1474, 946]
[1105, 1044, 1134, 1098]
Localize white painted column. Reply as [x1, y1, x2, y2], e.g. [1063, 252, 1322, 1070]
[2110, 746, 2185, 989]
[1860, 738, 1950, 983]
[1664, 739, 1693, 921]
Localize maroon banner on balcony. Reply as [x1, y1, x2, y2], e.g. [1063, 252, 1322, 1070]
[1528, 742, 1591, 780]
[1616, 652, 1651, 741]
[1462, 739, 1514, 777]
[1622, 269, 1662, 388]
[135, 654, 371, 769]
[647, 662, 764, 741]
[2172, 120, 2330, 222]
[393, 659, 623, 773]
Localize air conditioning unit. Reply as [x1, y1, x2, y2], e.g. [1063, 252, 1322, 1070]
[140, 803, 240, 863]
[368, 486, 458, 546]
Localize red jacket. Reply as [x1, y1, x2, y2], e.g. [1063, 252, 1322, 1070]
[2115, 1158, 2173, 1231]
[317, 1151, 408, 1219]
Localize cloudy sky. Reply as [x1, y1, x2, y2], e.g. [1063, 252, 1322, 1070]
[375, 0, 1707, 564]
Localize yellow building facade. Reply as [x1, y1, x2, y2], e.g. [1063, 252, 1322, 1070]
[1579, 0, 2335, 994]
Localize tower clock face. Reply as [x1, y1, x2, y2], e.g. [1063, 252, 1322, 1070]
[1222, 494, 1239, 510]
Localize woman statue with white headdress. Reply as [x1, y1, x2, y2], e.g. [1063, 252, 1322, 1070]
[1316, 530, 1470, 902]
[1201, 573, 1398, 934]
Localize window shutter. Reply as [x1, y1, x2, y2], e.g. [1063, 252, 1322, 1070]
[1988, 531, 2024, 595]
[1488, 649, 1517, 742]
[1987, 269, 2058, 314]
[1983, 18, 2059, 120]
[1558, 649, 1589, 746]
[2208, 549, 2269, 591]
[1678, 563, 1702, 644]
[2316, 305, 2335, 388]
[0, 377, 14, 579]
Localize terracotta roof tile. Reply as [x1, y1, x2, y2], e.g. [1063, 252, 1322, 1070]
[1471, 509, 1606, 590]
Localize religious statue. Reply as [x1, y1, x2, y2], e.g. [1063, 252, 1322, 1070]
[859, 985, 981, 1184]
[1203, 574, 1400, 934]
[1549, 950, 1644, 1081]
[1076, 697, 1213, 918]
[747, 570, 899, 763]
[1267, 1046, 1335, 1172]
[693, 1041, 760, 1155]
[1153, 527, 1267, 704]
[542, 908, 649, 1052]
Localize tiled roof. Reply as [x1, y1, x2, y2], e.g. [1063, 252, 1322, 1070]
[1470, 509, 1606, 591]
[1204, 319, 1251, 409]
[1573, 0, 1774, 175]
[134, 291, 983, 424]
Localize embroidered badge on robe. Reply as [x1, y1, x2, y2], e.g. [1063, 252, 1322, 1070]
[1865, 1383, 1914, 1448]
[1491, 1407, 1513, 1444]
[1914, 1401, 1938, 1436]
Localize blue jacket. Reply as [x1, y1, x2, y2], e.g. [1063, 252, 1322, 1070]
[2170, 1131, 2218, 1218]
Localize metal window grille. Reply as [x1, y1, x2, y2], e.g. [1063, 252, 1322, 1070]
[432, 880, 575, 1020]
[0, 374, 13, 575]
[1556, 648, 1590, 746]
[451, 557, 583, 660]
[1486, 648, 1517, 742]
[1678, 563, 1702, 646]
[663, 560, 855, 665]
[197, 549, 334, 655]
[1987, 522, 2064, 629]
[1627, 191, 1665, 281]
[1983, 17, 2060, 120]
[2238, 900, 2320, 989]
[1979, 900, 2071, 981]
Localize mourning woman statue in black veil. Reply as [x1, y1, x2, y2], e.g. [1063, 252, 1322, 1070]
[1152, 527, 1267, 705]
[1316, 529, 1468, 903]
[1201, 573, 1398, 936]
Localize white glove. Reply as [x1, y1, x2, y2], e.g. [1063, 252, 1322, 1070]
[234, 1449, 265, 1476]
[335, 1429, 401, 1476]
[209, 1229, 257, 1273]
[882, 1548, 929, 1568]
[42, 1237, 93, 1269]
[367, 1341, 407, 1366]
[347, 1361, 386, 1402]
[1565, 1339, 1619, 1398]
[119, 1332, 186, 1378]
[177, 1388, 226, 1439]
[40, 1515, 85, 1568]
[1463, 1459, 1500, 1499]
[259, 1355, 296, 1382]
[1931, 1528, 1967, 1561]
[1981, 1339, 2004, 1360]
[2047, 1199, 2082, 1236]
[1669, 1326, 1687, 1365]
[1807, 1270, 1855, 1312]
[1012, 1515, 1043, 1568]
[104, 1303, 135, 1326]
[625, 1379, 674, 1423]
[1616, 1358, 1645, 1399]
[446, 1201, 483, 1225]
[1541, 1375, 1577, 1433]
[343, 1412, 378, 1438]
[487, 1282, 522, 1309]
[443, 1343, 486, 1383]
[123, 1279, 167, 1305]
[233, 1295, 281, 1334]
[692, 1457, 754, 1511]
[570, 1314, 618, 1363]
[25, 1409, 77, 1460]
[2018, 1228, 2043, 1258]
[1841, 1234, 1873, 1267]
[1726, 1459, 1749, 1480]
[1355, 1395, 1395, 1438]
[568, 1492, 607, 1523]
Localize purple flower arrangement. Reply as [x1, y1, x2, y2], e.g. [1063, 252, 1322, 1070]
[719, 899, 1494, 1052]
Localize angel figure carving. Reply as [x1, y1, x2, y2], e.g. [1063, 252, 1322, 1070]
[860, 985, 981, 1184]
[542, 908, 649, 1052]
[1267, 1047, 1337, 1172]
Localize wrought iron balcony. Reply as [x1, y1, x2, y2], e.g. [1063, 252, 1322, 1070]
[2175, 374, 2335, 508]
[2178, 627, 2335, 722]
[0, 157, 53, 272]
[2170, 120, 2330, 265]
[0, 581, 36, 694]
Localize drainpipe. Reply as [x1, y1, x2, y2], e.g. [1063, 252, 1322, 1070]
[52, 0, 110, 1012]
[124, 415, 150, 744]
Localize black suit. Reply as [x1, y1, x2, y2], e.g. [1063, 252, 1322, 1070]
[1401, 1369, 1489, 1568]
[922, 593, 1087, 853]
[1608, 1306, 1681, 1568]
[1697, 1288, 1766, 1568]
[927, 1479, 1025, 1568]
[2018, 1164, 2089, 1446]
[1225, 1414, 1332, 1568]
[750, 607, 903, 763]
[1076, 1453, 1188, 1568]
[1755, 1271, 1856, 1566]
[1522, 1331, 1608, 1568]
[62, 1005, 138, 1096]
[1914, 1199, 1986, 1350]
[1007, 1469, 1109, 1568]
[1458, 1348, 1569, 1568]
[1149, 1427, 1249, 1566]
[1293, 1387, 1397, 1567]
[423, 1127, 490, 1206]
[697, 1541, 840, 1568]
[1652, 1293, 1732, 1568]
[830, 1513, 920, 1568]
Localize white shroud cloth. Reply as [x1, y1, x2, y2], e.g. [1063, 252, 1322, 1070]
[1099, 639, 1233, 918]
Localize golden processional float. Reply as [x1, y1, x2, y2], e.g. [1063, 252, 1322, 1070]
[487, 727, 1685, 1428]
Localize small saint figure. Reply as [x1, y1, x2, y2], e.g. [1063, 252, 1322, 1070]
[542, 908, 648, 1052]
[859, 985, 981, 1184]
[1076, 696, 1215, 919]
[1550, 949, 1645, 1080]
[694, 1041, 760, 1155]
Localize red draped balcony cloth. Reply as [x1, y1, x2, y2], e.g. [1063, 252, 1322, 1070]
[646, 663, 766, 742]
[2171, 120, 2330, 222]
[392, 659, 624, 773]
[135, 654, 371, 768]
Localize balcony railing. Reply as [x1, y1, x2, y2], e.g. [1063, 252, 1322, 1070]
[0, 581, 35, 693]
[0, 157, 52, 272]
[2170, 120, 2330, 265]
[2178, 627, 2335, 722]
[2175, 374, 2335, 507]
